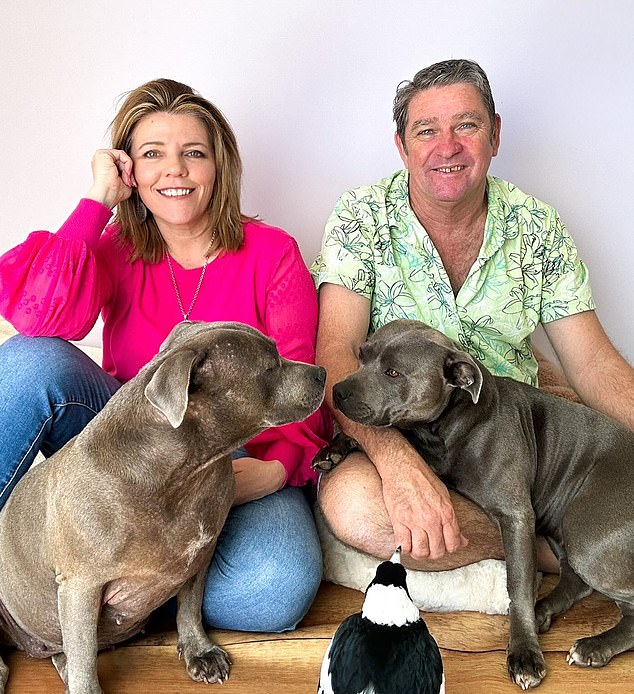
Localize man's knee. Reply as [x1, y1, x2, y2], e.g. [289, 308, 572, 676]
[448, 491, 503, 555]
[318, 453, 392, 553]
[318, 457, 505, 567]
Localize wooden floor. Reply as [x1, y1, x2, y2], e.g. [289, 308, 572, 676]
[3, 577, 633, 693]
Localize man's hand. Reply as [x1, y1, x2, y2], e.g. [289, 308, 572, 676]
[378, 445, 468, 560]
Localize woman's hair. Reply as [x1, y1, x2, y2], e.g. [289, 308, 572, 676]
[393, 59, 496, 147]
[110, 78, 245, 262]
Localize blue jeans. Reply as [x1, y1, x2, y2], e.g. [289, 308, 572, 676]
[0, 335, 322, 632]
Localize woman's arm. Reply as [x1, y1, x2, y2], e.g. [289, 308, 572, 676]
[0, 149, 135, 339]
[245, 237, 333, 487]
[231, 457, 286, 506]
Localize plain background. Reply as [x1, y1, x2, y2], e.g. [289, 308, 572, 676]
[1, 1, 632, 358]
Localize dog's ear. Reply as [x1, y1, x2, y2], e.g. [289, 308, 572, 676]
[144, 349, 198, 428]
[444, 351, 483, 404]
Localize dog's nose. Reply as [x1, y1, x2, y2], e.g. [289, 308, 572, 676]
[332, 382, 352, 410]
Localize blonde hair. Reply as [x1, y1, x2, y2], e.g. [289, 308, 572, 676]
[110, 78, 246, 262]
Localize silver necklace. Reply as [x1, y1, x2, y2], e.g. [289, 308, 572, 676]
[166, 231, 217, 322]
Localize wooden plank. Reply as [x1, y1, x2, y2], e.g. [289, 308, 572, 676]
[443, 651, 634, 693]
[422, 589, 622, 653]
[5, 640, 634, 694]
[4, 578, 632, 693]
[134, 579, 624, 654]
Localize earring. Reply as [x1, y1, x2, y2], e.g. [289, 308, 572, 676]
[136, 195, 147, 224]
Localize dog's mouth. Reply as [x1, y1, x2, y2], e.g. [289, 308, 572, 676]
[334, 398, 389, 428]
[265, 377, 325, 428]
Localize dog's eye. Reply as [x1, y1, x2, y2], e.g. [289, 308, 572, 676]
[385, 368, 401, 378]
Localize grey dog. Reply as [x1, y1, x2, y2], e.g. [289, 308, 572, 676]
[314, 319, 634, 690]
[0, 321, 325, 694]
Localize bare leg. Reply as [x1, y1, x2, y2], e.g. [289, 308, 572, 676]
[318, 451, 505, 570]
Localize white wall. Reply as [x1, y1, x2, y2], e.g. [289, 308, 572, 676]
[1, 0, 632, 358]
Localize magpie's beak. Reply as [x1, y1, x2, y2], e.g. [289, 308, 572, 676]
[390, 546, 402, 564]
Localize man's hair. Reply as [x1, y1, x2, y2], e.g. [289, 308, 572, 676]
[110, 78, 245, 262]
[393, 59, 496, 144]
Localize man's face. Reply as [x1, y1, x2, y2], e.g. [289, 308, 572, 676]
[395, 83, 501, 209]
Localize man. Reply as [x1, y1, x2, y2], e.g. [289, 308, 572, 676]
[312, 59, 634, 573]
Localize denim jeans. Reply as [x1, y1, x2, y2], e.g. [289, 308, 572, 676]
[0, 335, 322, 632]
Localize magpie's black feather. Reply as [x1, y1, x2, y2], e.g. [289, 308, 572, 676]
[318, 550, 444, 694]
[326, 615, 443, 694]
[326, 614, 372, 693]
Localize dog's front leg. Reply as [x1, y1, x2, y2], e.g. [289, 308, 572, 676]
[176, 563, 231, 684]
[497, 512, 546, 690]
[56, 578, 103, 694]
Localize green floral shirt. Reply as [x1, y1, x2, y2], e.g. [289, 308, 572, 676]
[311, 170, 595, 385]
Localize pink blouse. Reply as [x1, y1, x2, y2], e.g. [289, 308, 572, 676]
[0, 199, 332, 486]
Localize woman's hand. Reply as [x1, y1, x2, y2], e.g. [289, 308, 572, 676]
[232, 457, 286, 506]
[85, 149, 136, 210]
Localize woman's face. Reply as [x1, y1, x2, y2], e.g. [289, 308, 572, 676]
[130, 112, 216, 237]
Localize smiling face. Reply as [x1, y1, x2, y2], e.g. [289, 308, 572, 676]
[395, 83, 501, 211]
[131, 112, 216, 237]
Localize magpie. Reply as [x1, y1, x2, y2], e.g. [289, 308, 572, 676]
[317, 547, 444, 694]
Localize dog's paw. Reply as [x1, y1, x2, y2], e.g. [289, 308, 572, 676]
[311, 448, 341, 472]
[507, 646, 546, 689]
[311, 433, 359, 472]
[188, 646, 232, 684]
[180, 643, 232, 684]
[567, 637, 614, 668]
[534, 599, 554, 634]
[51, 653, 68, 684]
[0, 657, 9, 690]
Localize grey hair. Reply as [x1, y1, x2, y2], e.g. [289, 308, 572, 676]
[393, 59, 496, 144]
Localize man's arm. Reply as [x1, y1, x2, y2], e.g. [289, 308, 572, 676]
[544, 310, 634, 430]
[315, 282, 467, 560]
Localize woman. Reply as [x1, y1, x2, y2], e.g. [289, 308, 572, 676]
[0, 78, 332, 632]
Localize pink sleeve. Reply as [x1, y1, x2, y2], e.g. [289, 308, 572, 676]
[0, 199, 113, 340]
[245, 238, 333, 487]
